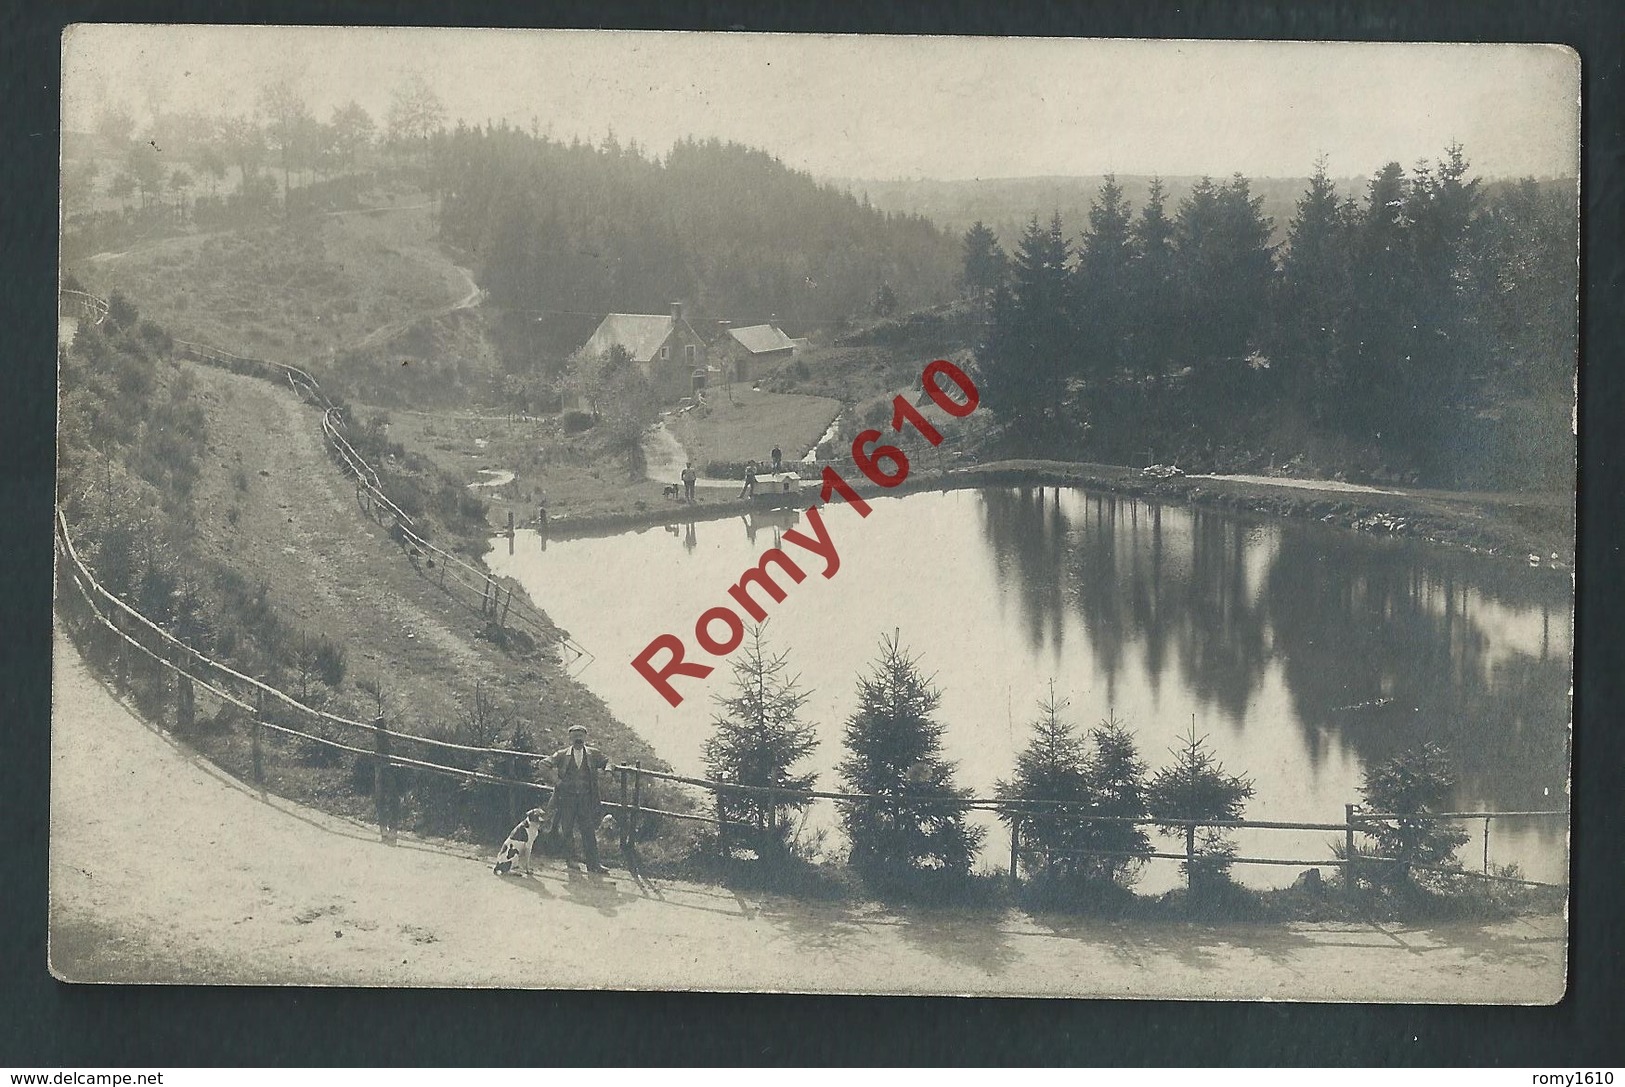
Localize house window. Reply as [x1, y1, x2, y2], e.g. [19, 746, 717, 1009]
[685, 344, 697, 365]
[660, 345, 670, 361]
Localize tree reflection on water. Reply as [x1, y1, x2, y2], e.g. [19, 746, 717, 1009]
[975, 486, 1570, 816]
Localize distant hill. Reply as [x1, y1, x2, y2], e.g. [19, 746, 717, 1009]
[825, 173, 1576, 251]
[825, 174, 1369, 248]
[434, 131, 962, 334]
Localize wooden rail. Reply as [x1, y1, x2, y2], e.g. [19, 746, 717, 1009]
[56, 289, 1567, 891]
[57, 515, 1568, 890]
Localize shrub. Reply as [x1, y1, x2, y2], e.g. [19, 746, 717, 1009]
[313, 636, 347, 688]
[561, 410, 595, 434]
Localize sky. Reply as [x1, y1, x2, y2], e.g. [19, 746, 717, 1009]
[61, 26, 1580, 181]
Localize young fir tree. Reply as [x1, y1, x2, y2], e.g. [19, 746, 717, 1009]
[702, 627, 819, 861]
[1358, 741, 1470, 889]
[1077, 712, 1153, 885]
[839, 634, 984, 882]
[1145, 722, 1255, 892]
[997, 685, 1091, 884]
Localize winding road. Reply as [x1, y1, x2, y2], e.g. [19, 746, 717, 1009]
[49, 627, 1565, 996]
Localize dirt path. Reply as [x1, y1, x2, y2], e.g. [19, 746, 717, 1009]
[48, 630, 1565, 997]
[185, 366, 485, 720]
[642, 422, 738, 488]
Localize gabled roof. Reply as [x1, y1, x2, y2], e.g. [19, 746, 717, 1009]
[579, 314, 678, 364]
[728, 324, 796, 355]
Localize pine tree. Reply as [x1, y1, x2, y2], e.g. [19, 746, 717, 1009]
[997, 685, 1091, 882]
[960, 220, 1007, 299]
[1075, 175, 1135, 387]
[1346, 161, 1414, 438]
[1358, 741, 1470, 889]
[1129, 177, 1177, 385]
[702, 627, 819, 861]
[1174, 175, 1275, 372]
[1077, 713, 1152, 885]
[1145, 722, 1255, 892]
[839, 634, 984, 882]
[1273, 156, 1353, 421]
[979, 213, 1073, 432]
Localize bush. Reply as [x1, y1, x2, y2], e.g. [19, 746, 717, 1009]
[562, 410, 596, 434]
[313, 637, 347, 688]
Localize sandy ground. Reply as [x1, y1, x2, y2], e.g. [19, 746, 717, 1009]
[48, 631, 1566, 999]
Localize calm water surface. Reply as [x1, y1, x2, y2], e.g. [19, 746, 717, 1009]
[486, 487, 1571, 889]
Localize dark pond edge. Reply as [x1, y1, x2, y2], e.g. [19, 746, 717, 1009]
[523, 459, 1574, 580]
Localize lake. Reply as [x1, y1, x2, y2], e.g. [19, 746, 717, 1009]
[486, 486, 1572, 890]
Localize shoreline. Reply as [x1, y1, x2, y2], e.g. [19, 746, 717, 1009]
[521, 458, 1574, 578]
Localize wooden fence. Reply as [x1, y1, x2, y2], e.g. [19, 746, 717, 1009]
[57, 290, 1567, 890]
[56, 504, 1568, 888]
[60, 288, 109, 324]
[166, 328, 591, 668]
[593, 764, 1567, 894]
[55, 505, 669, 835]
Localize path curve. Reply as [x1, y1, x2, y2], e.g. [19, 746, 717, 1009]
[48, 629, 1565, 996]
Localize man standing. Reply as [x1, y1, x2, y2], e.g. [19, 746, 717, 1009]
[770, 443, 783, 472]
[545, 724, 613, 873]
[681, 462, 697, 503]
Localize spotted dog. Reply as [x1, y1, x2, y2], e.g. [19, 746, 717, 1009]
[492, 808, 548, 876]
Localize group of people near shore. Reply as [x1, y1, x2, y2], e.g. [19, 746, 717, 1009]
[675, 442, 797, 503]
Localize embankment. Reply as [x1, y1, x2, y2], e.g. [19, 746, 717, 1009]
[541, 456, 1574, 575]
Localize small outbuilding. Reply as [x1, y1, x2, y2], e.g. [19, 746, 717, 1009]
[723, 323, 797, 382]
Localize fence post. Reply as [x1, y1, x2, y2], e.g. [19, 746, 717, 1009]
[110, 611, 128, 690]
[631, 762, 643, 847]
[500, 587, 512, 628]
[373, 714, 391, 833]
[767, 782, 778, 850]
[250, 689, 265, 786]
[1483, 815, 1491, 875]
[480, 577, 492, 617]
[1009, 817, 1020, 889]
[507, 753, 520, 830]
[1344, 803, 1358, 898]
[716, 779, 727, 858]
[618, 766, 630, 848]
[176, 666, 195, 733]
[1184, 820, 1197, 892]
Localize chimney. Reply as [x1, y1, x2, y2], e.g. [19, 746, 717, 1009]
[671, 301, 684, 323]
